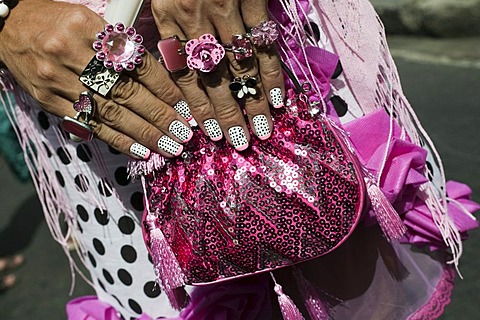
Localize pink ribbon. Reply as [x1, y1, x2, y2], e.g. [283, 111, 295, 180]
[402, 181, 479, 250]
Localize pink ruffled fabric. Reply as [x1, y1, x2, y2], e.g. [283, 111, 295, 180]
[344, 110, 428, 219]
[56, 0, 108, 16]
[403, 181, 479, 250]
[67, 276, 271, 320]
[269, 0, 339, 104]
[66, 296, 151, 320]
[343, 110, 479, 248]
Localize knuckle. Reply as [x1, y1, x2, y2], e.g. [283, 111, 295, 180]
[136, 126, 158, 145]
[94, 124, 127, 152]
[245, 96, 268, 115]
[41, 35, 67, 56]
[147, 105, 170, 127]
[190, 101, 212, 119]
[111, 77, 137, 104]
[230, 59, 257, 75]
[173, 69, 198, 87]
[211, 0, 227, 6]
[156, 83, 180, 105]
[210, 0, 234, 17]
[214, 103, 241, 122]
[99, 101, 124, 125]
[91, 122, 105, 139]
[65, 6, 95, 31]
[261, 64, 283, 83]
[134, 54, 153, 78]
[177, 0, 198, 14]
[152, 7, 168, 23]
[36, 63, 58, 82]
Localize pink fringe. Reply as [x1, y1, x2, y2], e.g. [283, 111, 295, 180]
[293, 268, 330, 320]
[145, 215, 189, 310]
[274, 284, 305, 320]
[271, 273, 305, 320]
[128, 153, 166, 179]
[366, 176, 407, 241]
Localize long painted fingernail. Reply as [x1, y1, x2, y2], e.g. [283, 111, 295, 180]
[204, 119, 223, 141]
[173, 100, 192, 120]
[130, 143, 151, 159]
[158, 135, 183, 156]
[253, 115, 271, 140]
[270, 88, 284, 108]
[169, 120, 193, 142]
[228, 126, 249, 151]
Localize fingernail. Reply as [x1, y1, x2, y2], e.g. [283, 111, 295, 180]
[158, 135, 183, 156]
[173, 100, 192, 120]
[130, 143, 151, 160]
[204, 119, 223, 141]
[270, 88, 284, 108]
[169, 120, 193, 142]
[228, 126, 249, 151]
[253, 115, 271, 140]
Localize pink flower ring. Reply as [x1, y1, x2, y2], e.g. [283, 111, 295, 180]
[185, 34, 225, 73]
[250, 20, 279, 47]
[92, 22, 145, 72]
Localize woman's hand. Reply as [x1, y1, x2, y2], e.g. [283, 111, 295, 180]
[0, 0, 192, 159]
[152, 0, 285, 151]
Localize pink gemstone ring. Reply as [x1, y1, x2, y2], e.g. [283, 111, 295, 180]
[157, 36, 188, 72]
[185, 34, 225, 73]
[62, 91, 97, 142]
[73, 91, 96, 116]
[249, 20, 279, 47]
[93, 22, 145, 72]
[223, 35, 253, 61]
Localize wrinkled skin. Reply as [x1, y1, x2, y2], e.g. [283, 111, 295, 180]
[152, 0, 284, 147]
[0, 0, 191, 158]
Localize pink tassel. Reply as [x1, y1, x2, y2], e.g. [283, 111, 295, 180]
[365, 177, 407, 241]
[271, 274, 305, 320]
[293, 268, 330, 320]
[146, 215, 189, 310]
[127, 153, 166, 179]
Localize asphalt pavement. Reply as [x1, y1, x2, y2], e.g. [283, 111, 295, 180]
[0, 36, 479, 319]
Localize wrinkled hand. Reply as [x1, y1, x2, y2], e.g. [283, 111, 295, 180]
[0, 0, 192, 158]
[152, 0, 285, 150]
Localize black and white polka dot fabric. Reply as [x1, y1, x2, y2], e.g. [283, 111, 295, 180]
[33, 106, 180, 319]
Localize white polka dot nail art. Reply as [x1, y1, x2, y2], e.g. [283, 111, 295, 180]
[157, 135, 183, 156]
[173, 100, 192, 120]
[129, 143, 150, 159]
[228, 126, 249, 151]
[252, 115, 271, 140]
[169, 120, 193, 142]
[203, 119, 223, 141]
[270, 88, 284, 108]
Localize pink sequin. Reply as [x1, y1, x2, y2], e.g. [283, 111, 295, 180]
[142, 90, 366, 285]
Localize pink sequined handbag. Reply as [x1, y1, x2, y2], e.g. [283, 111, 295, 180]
[133, 85, 367, 308]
